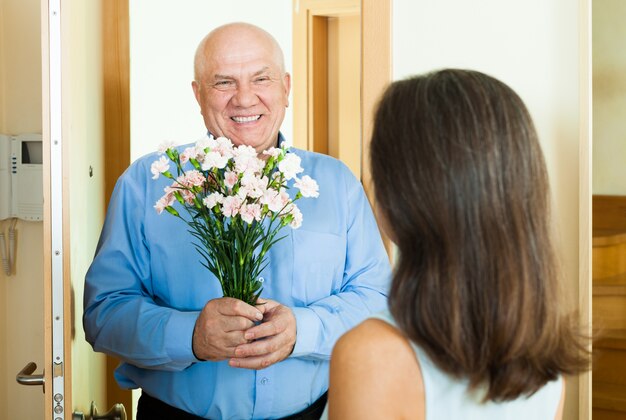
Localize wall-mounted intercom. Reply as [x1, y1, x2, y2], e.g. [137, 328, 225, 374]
[0, 133, 43, 221]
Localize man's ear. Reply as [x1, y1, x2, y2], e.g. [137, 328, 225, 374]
[192, 80, 202, 105]
[283, 72, 291, 107]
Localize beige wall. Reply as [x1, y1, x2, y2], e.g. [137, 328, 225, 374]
[0, 0, 6, 413]
[0, 0, 5, 130]
[392, 0, 584, 418]
[0, 0, 44, 418]
[593, 0, 626, 195]
[62, 0, 108, 415]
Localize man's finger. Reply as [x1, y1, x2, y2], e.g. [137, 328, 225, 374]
[234, 335, 282, 358]
[222, 315, 255, 333]
[244, 320, 281, 341]
[224, 331, 251, 349]
[217, 297, 263, 321]
[228, 354, 277, 370]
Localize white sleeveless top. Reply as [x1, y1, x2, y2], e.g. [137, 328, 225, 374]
[321, 310, 562, 420]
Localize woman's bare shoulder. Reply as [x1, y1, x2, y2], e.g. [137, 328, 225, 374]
[328, 318, 424, 420]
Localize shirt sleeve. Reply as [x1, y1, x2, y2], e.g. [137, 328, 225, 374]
[83, 163, 200, 371]
[290, 167, 391, 360]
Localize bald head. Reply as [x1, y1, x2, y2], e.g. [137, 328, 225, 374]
[190, 22, 291, 152]
[194, 23, 285, 82]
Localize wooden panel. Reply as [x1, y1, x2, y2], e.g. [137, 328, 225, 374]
[594, 195, 626, 232]
[293, 0, 392, 255]
[595, 330, 626, 351]
[102, 0, 132, 413]
[103, 0, 130, 210]
[592, 408, 626, 420]
[327, 14, 361, 178]
[361, 0, 392, 257]
[292, 0, 360, 152]
[594, 295, 626, 330]
[311, 15, 329, 155]
[593, 382, 626, 413]
[593, 348, 626, 386]
[593, 241, 626, 282]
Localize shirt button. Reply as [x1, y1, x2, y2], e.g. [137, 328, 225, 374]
[260, 377, 269, 385]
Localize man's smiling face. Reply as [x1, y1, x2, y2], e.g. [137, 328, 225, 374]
[192, 26, 290, 152]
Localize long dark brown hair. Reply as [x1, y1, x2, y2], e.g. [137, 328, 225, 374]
[370, 69, 588, 402]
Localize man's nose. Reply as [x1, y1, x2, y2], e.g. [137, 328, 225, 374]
[232, 83, 259, 108]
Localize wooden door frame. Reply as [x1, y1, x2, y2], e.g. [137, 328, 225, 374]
[293, 0, 393, 254]
[42, 0, 68, 418]
[43, 1, 132, 418]
[102, 0, 132, 413]
[579, 0, 592, 417]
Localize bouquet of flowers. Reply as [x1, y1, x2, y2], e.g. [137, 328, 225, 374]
[151, 135, 319, 306]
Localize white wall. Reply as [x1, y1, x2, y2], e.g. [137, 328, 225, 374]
[0, 0, 44, 419]
[129, 0, 293, 161]
[392, 1, 582, 418]
[593, 0, 626, 195]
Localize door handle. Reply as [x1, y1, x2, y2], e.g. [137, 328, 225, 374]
[16, 362, 45, 391]
[91, 401, 127, 420]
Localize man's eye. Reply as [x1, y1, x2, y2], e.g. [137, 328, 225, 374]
[254, 77, 271, 84]
[214, 80, 235, 89]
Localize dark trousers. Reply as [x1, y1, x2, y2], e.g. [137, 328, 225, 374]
[137, 391, 328, 420]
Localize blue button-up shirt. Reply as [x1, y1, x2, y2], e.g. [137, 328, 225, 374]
[83, 140, 391, 419]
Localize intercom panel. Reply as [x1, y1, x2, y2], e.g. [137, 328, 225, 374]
[11, 134, 43, 221]
[0, 133, 43, 221]
[0, 135, 10, 220]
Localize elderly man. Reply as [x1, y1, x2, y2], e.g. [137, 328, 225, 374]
[84, 22, 390, 420]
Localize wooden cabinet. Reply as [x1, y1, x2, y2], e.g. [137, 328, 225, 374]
[593, 195, 626, 418]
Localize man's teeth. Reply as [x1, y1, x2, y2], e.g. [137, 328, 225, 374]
[232, 115, 261, 123]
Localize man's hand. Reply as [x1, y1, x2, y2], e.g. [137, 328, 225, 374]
[192, 297, 264, 361]
[228, 299, 296, 370]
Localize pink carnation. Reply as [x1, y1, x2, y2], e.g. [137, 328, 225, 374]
[151, 156, 170, 180]
[214, 136, 235, 157]
[233, 145, 263, 174]
[221, 196, 243, 218]
[278, 153, 303, 180]
[262, 147, 282, 158]
[287, 204, 303, 229]
[195, 135, 216, 151]
[261, 188, 290, 213]
[240, 174, 268, 199]
[154, 192, 175, 214]
[294, 175, 319, 198]
[240, 203, 262, 224]
[224, 171, 239, 190]
[179, 146, 198, 164]
[202, 151, 229, 170]
[182, 170, 206, 187]
[203, 192, 225, 209]
[158, 141, 177, 154]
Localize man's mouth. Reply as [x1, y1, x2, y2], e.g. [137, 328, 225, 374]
[231, 115, 261, 123]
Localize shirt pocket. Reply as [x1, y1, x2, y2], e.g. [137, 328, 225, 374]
[291, 230, 345, 305]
